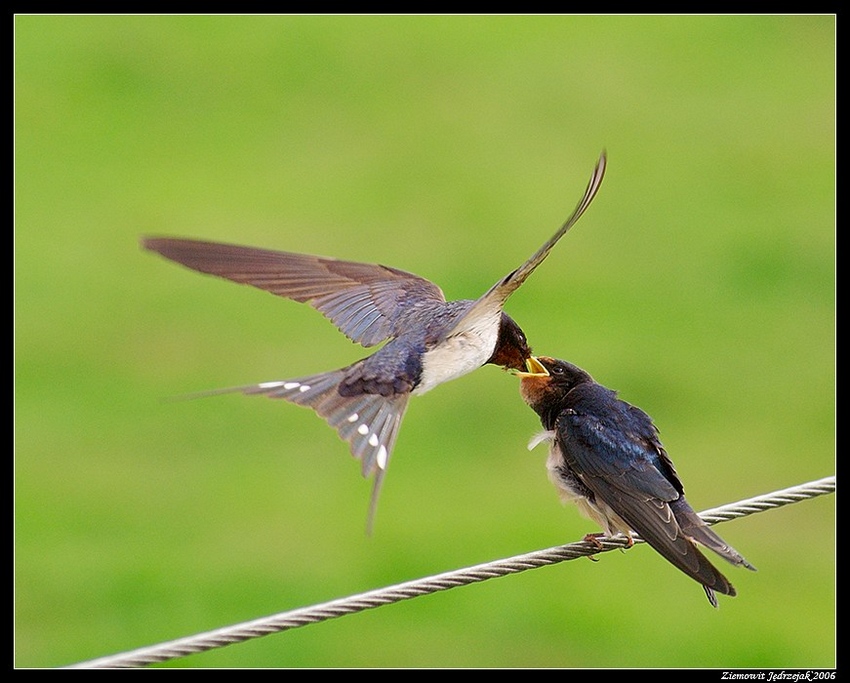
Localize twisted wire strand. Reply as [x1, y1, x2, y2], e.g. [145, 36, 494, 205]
[65, 475, 835, 669]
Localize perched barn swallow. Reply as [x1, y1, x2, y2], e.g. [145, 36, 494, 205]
[518, 356, 756, 606]
[143, 153, 605, 530]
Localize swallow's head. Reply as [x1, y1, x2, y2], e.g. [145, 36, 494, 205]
[516, 355, 592, 413]
[487, 313, 532, 371]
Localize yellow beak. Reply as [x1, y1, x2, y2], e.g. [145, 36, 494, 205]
[515, 355, 550, 378]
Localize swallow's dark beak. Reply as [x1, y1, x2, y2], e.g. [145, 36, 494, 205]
[515, 355, 550, 378]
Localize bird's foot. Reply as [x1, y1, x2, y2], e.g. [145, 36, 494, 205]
[583, 532, 605, 549]
[583, 531, 633, 557]
[583, 533, 605, 560]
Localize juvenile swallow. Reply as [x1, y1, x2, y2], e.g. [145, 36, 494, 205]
[142, 153, 606, 530]
[518, 355, 756, 606]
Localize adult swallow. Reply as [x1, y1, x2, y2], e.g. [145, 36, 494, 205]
[142, 153, 606, 530]
[518, 355, 756, 606]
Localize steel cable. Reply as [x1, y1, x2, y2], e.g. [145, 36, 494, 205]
[65, 475, 835, 669]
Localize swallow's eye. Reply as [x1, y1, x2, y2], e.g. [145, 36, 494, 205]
[552, 365, 565, 375]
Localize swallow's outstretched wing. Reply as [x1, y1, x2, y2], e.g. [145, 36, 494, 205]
[141, 238, 446, 348]
[444, 151, 606, 341]
[145, 152, 607, 350]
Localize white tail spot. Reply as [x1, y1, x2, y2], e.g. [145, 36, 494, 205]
[347, 413, 359, 423]
[298, 384, 311, 393]
[259, 381, 285, 389]
[357, 424, 369, 435]
[377, 446, 388, 469]
[368, 434, 379, 447]
[283, 382, 301, 390]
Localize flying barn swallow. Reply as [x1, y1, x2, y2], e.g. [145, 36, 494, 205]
[518, 356, 756, 606]
[142, 153, 606, 530]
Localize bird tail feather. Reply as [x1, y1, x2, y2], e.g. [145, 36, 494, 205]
[670, 497, 757, 571]
[180, 364, 410, 534]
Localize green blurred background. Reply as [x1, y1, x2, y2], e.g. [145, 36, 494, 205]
[15, 15, 834, 668]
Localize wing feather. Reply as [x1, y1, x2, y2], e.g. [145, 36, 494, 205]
[142, 238, 446, 347]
